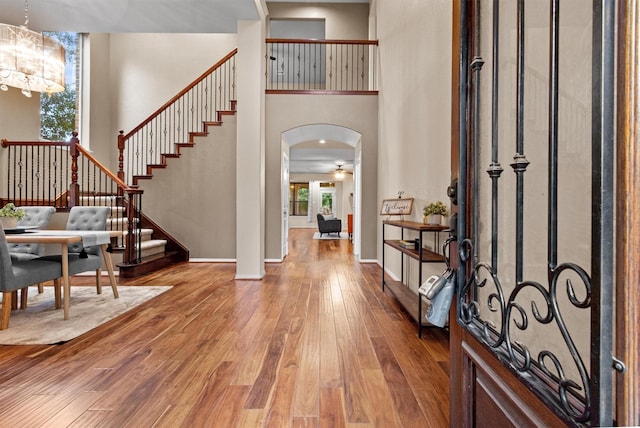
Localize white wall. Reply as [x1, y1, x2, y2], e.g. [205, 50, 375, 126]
[373, 0, 453, 287]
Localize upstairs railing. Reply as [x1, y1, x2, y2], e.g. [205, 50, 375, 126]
[118, 49, 238, 185]
[265, 39, 378, 93]
[1, 133, 144, 265]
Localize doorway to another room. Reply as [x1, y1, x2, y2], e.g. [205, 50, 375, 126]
[281, 124, 362, 260]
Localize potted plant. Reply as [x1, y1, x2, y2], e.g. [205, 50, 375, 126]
[0, 203, 25, 229]
[423, 201, 447, 225]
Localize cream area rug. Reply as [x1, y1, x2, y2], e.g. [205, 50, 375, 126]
[0, 285, 171, 345]
[312, 232, 349, 240]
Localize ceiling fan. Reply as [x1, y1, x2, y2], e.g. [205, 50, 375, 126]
[334, 164, 353, 178]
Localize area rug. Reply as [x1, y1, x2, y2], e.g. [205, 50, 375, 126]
[0, 285, 172, 345]
[312, 232, 349, 240]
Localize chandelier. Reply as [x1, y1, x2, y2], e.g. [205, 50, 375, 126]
[0, 1, 65, 97]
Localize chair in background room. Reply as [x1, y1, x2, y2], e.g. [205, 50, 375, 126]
[317, 213, 342, 237]
[0, 224, 62, 329]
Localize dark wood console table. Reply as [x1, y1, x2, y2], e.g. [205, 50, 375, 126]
[382, 220, 448, 337]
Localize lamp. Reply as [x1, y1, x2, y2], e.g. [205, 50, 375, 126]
[334, 165, 345, 179]
[0, 0, 65, 97]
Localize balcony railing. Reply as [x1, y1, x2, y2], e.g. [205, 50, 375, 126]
[266, 39, 378, 93]
[1, 133, 144, 265]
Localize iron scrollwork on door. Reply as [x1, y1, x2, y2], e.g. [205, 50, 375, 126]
[456, 0, 615, 426]
[458, 241, 592, 422]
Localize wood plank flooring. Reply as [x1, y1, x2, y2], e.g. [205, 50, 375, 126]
[0, 228, 450, 427]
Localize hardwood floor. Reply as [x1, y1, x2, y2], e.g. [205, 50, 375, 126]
[0, 228, 450, 427]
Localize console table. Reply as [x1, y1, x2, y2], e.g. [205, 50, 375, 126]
[382, 219, 448, 337]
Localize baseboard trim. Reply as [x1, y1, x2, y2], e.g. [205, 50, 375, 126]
[189, 258, 236, 263]
[235, 274, 264, 280]
[383, 265, 401, 281]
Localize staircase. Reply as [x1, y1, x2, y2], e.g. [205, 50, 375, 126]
[79, 195, 167, 259]
[1, 50, 237, 277]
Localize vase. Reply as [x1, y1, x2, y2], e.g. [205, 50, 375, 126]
[0, 217, 18, 229]
[426, 214, 442, 225]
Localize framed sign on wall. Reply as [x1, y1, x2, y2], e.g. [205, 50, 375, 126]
[380, 198, 414, 216]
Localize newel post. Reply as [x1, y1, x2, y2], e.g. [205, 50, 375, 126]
[117, 130, 126, 184]
[69, 132, 80, 207]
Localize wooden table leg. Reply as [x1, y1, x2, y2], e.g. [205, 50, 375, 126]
[62, 244, 70, 320]
[102, 244, 119, 299]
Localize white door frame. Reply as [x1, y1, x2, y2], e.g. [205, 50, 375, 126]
[281, 152, 289, 258]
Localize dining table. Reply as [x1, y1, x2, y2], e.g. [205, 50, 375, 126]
[5, 229, 121, 320]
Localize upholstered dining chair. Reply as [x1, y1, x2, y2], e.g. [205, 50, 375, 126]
[41, 206, 112, 296]
[8, 206, 57, 296]
[8, 206, 56, 262]
[0, 224, 62, 329]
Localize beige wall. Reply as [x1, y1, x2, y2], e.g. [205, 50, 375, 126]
[372, 0, 453, 287]
[137, 117, 237, 259]
[84, 34, 113, 166]
[266, 2, 369, 40]
[265, 94, 378, 261]
[104, 33, 237, 170]
[0, 88, 41, 199]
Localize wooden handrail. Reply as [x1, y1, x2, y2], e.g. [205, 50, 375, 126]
[75, 144, 140, 193]
[2, 140, 71, 148]
[266, 38, 378, 45]
[122, 48, 238, 140]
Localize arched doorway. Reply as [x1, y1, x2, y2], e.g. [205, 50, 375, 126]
[281, 124, 362, 258]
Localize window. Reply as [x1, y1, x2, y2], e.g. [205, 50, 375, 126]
[320, 182, 336, 215]
[290, 182, 309, 216]
[40, 32, 81, 142]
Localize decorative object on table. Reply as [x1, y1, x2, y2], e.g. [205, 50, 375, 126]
[398, 239, 419, 250]
[380, 198, 414, 218]
[0, 203, 26, 229]
[423, 201, 448, 225]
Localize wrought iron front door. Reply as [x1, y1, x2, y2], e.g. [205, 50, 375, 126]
[449, 0, 618, 426]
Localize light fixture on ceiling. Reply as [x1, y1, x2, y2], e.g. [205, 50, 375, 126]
[335, 164, 345, 179]
[319, 139, 326, 144]
[0, 0, 66, 97]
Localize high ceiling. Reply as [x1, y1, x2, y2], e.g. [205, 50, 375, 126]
[0, 0, 259, 33]
[0, 0, 368, 33]
[0, 0, 368, 174]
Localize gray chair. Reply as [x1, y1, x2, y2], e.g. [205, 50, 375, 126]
[0, 223, 62, 329]
[317, 213, 342, 237]
[8, 206, 57, 296]
[41, 206, 112, 295]
[8, 206, 56, 262]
